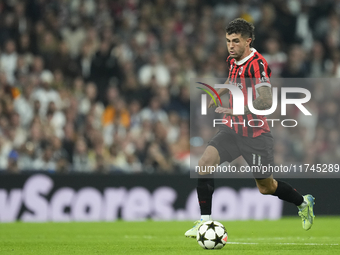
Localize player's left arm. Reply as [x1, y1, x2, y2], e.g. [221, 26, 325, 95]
[244, 59, 273, 114]
[215, 86, 272, 115]
[244, 86, 272, 115]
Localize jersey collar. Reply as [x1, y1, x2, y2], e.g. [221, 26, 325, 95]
[234, 48, 257, 66]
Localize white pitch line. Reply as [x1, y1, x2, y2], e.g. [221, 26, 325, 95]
[227, 242, 338, 246]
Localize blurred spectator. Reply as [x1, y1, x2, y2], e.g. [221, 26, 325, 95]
[79, 82, 104, 120]
[48, 41, 79, 78]
[325, 14, 340, 51]
[73, 138, 93, 172]
[170, 121, 190, 171]
[138, 53, 170, 87]
[108, 144, 128, 172]
[14, 83, 34, 127]
[167, 112, 180, 144]
[46, 101, 66, 138]
[281, 45, 308, 78]
[9, 112, 26, 148]
[61, 16, 86, 58]
[31, 70, 62, 116]
[7, 150, 19, 173]
[62, 123, 75, 164]
[90, 40, 120, 103]
[0, 40, 18, 84]
[262, 38, 287, 77]
[306, 41, 327, 77]
[168, 86, 190, 119]
[254, 3, 278, 53]
[76, 42, 94, 80]
[144, 142, 173, 173]
[17, 33, 34, 62]
[32, 144, 56, 172]
[129, 100, 142, 130]
[121, 74, 150, 104]
[0, 135, 12, 169]
[140, 97, 168, 124]
[325, 50, 340, 78]
[102, 99, 129, 146]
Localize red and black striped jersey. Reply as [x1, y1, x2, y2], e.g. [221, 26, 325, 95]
[224, 48, 272, 138]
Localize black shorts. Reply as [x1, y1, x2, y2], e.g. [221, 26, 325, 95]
[208, 125, 274, 179]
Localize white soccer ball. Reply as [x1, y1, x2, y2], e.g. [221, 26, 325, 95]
[196, 220, 228, 249]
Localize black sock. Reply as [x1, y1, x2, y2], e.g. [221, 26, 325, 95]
[197, 178, 214, 215]
[272, 180, 304, 206]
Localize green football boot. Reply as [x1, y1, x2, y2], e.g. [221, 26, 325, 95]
[298, 194, 315, 230]
[185, 219, 205, 238]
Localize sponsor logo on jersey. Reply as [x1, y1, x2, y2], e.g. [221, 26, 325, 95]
[258, 77, 269, 83]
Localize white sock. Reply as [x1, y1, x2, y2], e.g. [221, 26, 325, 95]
[297, 197, 308, 210]
[201, 215, 212, 221]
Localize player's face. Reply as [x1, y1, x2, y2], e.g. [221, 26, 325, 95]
[226, 33, 250, 60]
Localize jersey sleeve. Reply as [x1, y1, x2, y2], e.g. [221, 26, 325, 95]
[250, 59, 272, 89]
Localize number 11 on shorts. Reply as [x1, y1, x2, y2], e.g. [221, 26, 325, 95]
[252, 154, 261, 166]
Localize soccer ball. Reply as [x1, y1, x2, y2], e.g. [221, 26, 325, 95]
[196, 220, 228, 249]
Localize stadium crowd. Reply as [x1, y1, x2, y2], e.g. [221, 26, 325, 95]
[0, 0, 340, 174]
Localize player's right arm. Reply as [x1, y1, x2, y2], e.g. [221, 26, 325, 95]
[208, 79, 229, 108]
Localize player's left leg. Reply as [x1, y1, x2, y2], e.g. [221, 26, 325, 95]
[184, 146, 219, 238]
[255, 177, 303, 206]
[185, 127, 241, 238]
[239, 132, 315, 230]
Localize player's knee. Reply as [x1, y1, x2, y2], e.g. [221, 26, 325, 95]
[256, 178, 277, 195]
[258, 184, 276, 195]
[198, 157, 215, 168]
[258, 186, 271, 195]
[198, 157, 215, 175]
[198, 158, 207, 168]
[200, 146, 220, 166]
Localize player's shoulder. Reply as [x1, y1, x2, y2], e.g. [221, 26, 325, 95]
[252, 51, 269, 65]
[246, 50, 271, 78]
[246, 51, 270, 75]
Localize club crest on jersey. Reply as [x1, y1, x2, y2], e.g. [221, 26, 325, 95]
[239, 66, 244, 75]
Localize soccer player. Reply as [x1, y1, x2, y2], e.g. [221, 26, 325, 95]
[185, 18, 315, 237]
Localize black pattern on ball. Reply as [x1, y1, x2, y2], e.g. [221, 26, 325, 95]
[211, 233, 223, 247]
[206, 221, 219, 231]
[197, 232, 208, 243]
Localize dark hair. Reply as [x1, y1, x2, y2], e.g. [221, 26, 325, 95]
[226, 18, 255, 47]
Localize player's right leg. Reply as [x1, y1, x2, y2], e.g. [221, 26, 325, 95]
[184, 146, 220, 238]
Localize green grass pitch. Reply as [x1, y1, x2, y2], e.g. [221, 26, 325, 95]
[1, 217, 339, 255]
